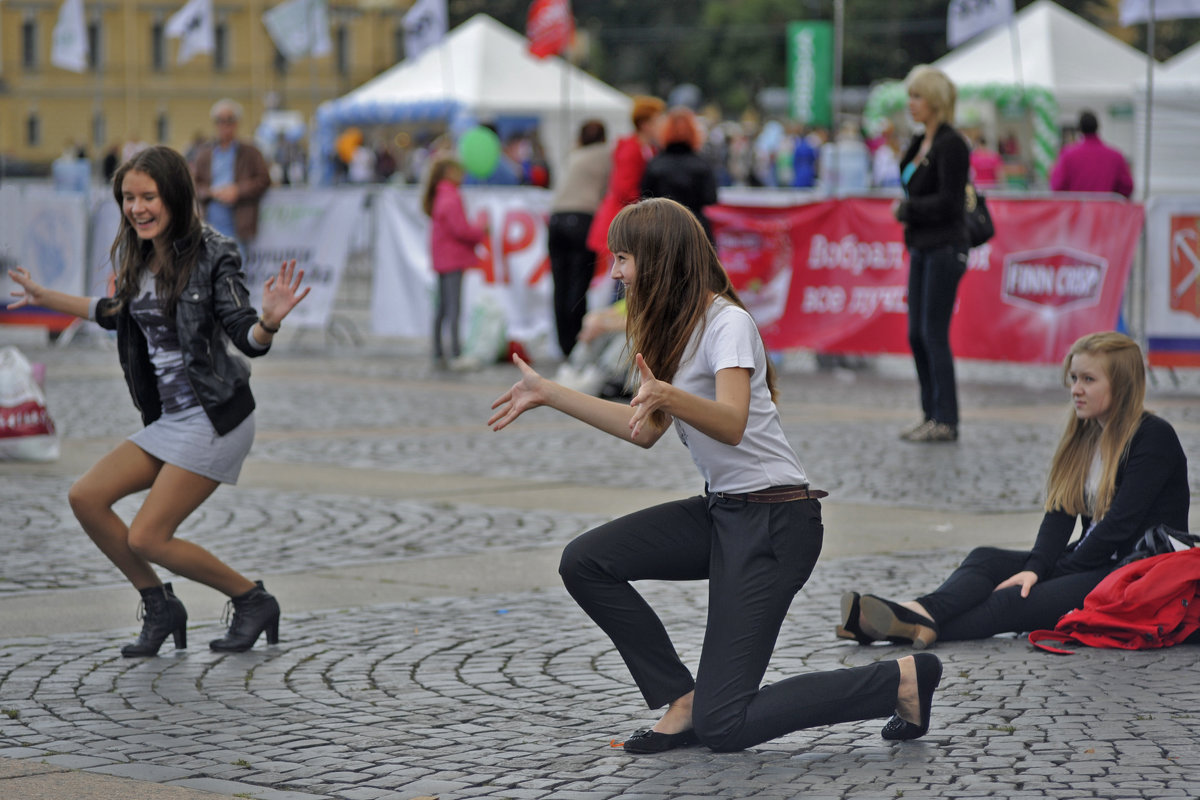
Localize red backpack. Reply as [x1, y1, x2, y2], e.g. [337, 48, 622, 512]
[1028, 548, 1200, 654]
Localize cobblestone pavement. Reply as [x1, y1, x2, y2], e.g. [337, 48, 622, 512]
[1, 339, 1198, 799]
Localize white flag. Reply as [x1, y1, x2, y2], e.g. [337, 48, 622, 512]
[50, 0, 88, 72]
[402, 0, 447, 61]
[947, 0, 1014, 48]
[263, 0, 331, 62]
[1120, 0, 1200, 24]
[165, 0, 214, 65]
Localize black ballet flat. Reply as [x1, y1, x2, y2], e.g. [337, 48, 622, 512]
[836, 591, 876, 645]
[622, 728, 699, 754]
[882, 652, 942, 741]
[859, 594, 939, 649]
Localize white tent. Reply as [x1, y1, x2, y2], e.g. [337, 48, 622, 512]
[934, 0, 1158, 158]
[314, 14, 632, 184]
[1134, 40, 1200, 195]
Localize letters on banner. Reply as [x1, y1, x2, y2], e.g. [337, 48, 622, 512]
[710, 197, 1143, 364]
[1144, 196, 1200, 366]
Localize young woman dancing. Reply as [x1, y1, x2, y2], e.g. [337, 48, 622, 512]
[839, 332, 1189, 648]
[8, 145, 309, 656]
[489, 197, 942, 753]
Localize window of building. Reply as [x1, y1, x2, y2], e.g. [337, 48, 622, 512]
[26, 113, 41, 147]
[214, 20, 229, 72]
[87, 18, 103, 71]
[92, 112, 106, 150]
[336, 24, 349, 76]
[156, 112, 170, 144]
[151, 19, 166, 72]
[21, 15, 37, 70]
[273, 45, 288, 76]
[393, 22, 405, 63]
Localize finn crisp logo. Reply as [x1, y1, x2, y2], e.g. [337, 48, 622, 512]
[1001, 247, 1107, 312]
[1170, 215, 1200, 319]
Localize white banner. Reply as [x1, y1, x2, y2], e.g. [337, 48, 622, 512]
[402, 0, 447, 61]
[263, 0, 331, 62]
[1120, 0, 1200, 24]
[947, 0, 1014, 48]
[50, 0, 88, 72]
[0, 185, 88, 305]
[244, 188, 365, 329]
[166, 0, 215, 65]
[1144, 195, 1200, 365]
[372, 187, 561, 351]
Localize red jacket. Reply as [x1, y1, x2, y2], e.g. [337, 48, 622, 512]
[1030, 548, 1200, 653]
[586, 134, 654, 256]
[430, 180, 486, 274]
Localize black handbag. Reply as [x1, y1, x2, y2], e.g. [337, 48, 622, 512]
[1117, 524, 1200, 567]
[964, 183, 994, 248]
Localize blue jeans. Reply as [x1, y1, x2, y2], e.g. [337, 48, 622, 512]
[906, 244, 968, 426]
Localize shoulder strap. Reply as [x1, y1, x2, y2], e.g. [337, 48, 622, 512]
[1027, 629, 1080, 654]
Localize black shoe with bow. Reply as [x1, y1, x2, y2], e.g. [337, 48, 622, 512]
[122, 582, 188, 657]
[209, 580, 280, 652]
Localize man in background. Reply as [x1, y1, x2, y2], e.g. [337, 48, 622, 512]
[1049, 110, 1133, 198]
[191, 99, 272, 254]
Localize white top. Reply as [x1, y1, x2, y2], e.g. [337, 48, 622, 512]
[669, 296, 807, 494]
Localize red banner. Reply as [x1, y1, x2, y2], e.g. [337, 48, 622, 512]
[711, 197, 1144, 364]
[527, 0, 574, 58]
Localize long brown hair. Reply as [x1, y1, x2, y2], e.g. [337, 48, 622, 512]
[1044, 332, 1148, 519]
[607, 198, 777, 428]
[108, 146, 204, 317]
[421, 156, 463, 217]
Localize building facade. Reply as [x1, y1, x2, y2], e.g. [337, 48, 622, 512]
[1, 0, 411, 168]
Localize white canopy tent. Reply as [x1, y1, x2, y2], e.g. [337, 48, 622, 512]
[1134, 40, 1200, 195]
[934, 0, 1158, 159]
[314, 14, 632, 185]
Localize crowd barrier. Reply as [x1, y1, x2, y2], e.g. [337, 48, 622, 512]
[2, 183, 1192, 366]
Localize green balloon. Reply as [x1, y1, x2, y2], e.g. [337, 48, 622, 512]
[458, 126, 501, 179]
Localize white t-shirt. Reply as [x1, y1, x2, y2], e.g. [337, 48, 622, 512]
[669, 297, 808, 493]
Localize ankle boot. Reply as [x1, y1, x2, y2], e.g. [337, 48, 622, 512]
[209, 580, 280, 652]
[122, 582, 188, 657]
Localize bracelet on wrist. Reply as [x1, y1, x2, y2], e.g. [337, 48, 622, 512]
[259, 318, 280, 334]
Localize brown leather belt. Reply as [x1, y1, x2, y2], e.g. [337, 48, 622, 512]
[714, 486, 828, 503]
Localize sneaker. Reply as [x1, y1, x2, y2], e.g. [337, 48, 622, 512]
[906, 421, 958, 443]
[899, 420, 933, 441]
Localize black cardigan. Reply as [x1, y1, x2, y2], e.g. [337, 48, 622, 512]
[896, 123, 970, 251]
[1024, 414, 1190, 579]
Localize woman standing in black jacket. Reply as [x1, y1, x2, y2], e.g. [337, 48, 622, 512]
[640, 107, 718, 242]
[8, 146, 308, 657]
[837, 332, 1189, 648]
[895, 66, 970, 443]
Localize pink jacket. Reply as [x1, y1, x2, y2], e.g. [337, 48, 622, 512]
[430, 180, 486, 274]
[1049, 134, 1133, 198]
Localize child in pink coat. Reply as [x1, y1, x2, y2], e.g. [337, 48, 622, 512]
[422, 157, 487, 367]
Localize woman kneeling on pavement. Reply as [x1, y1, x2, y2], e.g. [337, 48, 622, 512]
[490, 197, 942, 754]
[839, 332, 1189, 649]
[7, 146, 309, 657]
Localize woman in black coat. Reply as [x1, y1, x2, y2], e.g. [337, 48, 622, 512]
[640, 107, 718, 241]
[894, 66, 970, 444]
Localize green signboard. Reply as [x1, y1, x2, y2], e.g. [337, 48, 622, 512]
[787, 21, 833, 127]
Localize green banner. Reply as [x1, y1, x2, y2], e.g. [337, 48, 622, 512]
[787, 21, 833, 127]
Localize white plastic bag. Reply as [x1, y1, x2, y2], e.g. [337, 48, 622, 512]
[0, 346, 60, 461]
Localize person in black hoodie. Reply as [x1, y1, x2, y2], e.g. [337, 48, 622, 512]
[640, 107, 718, 242]
[894, 66, 970, 443]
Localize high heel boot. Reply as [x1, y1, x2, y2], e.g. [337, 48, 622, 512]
[209, 580, 280, 652]
[122, 582, 188, 657]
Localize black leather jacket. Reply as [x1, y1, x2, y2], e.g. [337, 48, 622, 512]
[95, 228, 268, 435]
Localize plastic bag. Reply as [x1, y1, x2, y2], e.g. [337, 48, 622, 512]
[0, 346, 60, 461]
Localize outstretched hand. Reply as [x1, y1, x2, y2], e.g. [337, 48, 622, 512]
[628, 353, 669, 441]
[488, 354, 547, 432]
[7, 267, 45, 310]
[260, 260, 310, 326]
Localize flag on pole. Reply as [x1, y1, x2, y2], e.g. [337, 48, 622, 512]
[165, 0, 214, 65]
[1120, 0, 1200, 25]
[263, 0, 331, 62]
[402, 0, 447, 62]
[526, 0, 573, 59]
[947, 0, 1014, 48]
[50, 0, 88, 72]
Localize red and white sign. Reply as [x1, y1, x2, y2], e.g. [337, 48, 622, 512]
[1145, 197, 1200, 366]
[711, 197, 1143, 364]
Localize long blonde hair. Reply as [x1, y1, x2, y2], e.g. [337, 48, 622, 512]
[1043, 332, 1147, 519]
[607, 197, 776, 430]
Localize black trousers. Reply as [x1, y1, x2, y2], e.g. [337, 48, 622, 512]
[559, 494, 900, 752]
[917, 546, 1111, 641]
[547, 212, 595, 357]
[906, 244, 967, 426]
